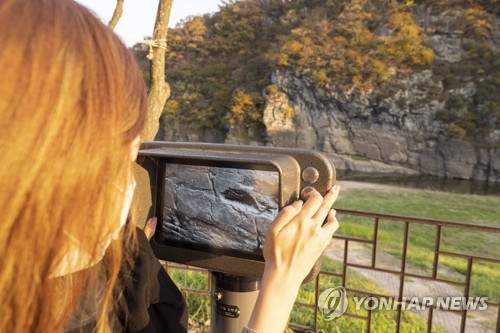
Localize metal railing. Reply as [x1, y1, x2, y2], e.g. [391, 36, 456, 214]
[166, 209, 500, 333]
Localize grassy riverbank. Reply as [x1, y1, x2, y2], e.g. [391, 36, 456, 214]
[335, 182, 500, 303]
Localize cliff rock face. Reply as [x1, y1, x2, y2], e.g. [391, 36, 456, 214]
[263, 70, 499, 182]
[258, 3, 499, 182]
[159, 164, 279, 253]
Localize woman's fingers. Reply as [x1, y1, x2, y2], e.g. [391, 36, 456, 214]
[321, 212, 340, 245]
[143, 216, 157, 241]
[268, 200, 303, 235]
[296, 189, 324, 221]
[263, 192, 341, 287]
[312, 185, 340, 225]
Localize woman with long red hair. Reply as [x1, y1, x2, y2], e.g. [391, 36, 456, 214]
[0, 0, 147, 331]
[0, 1, 340, 332]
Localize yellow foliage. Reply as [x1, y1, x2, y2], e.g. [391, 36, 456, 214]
[230, 91, 252, 123]
[283, 105, 294, 119]
[281, 40, 303, 57]
[370, 59, 389, 81]
[388, 12, 408, 30]
[465, 6, 492, 38]
[418, 48, 435, 66]
[274, 0, 434, 91]
[163, 100, 180, 114]
[312, 70, 329, 87]
[184, 17, 207, 38]
[229, 91, 261, 126]
[400, 23, 420, 38]
[265, 84, 279, 95]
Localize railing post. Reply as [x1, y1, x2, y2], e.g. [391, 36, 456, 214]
[396, 221, 410, 333]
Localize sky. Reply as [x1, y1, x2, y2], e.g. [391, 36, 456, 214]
[75, 0, 224, 45]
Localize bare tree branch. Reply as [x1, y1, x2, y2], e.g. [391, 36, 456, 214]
[141, 0, 173, 141]
[108, 0, 124, 30]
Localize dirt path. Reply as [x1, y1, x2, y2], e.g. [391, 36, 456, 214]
[325, 181, 495, 332]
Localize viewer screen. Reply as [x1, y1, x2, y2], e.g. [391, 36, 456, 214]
[159, 163, 280, 255]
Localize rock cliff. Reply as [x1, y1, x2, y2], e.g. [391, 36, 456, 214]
[157, 1, 499, 182]
[261, 69, 499, 182]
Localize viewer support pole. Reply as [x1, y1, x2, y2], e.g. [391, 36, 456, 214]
[210, 272, 260, 333]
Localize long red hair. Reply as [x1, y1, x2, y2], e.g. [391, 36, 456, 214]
[0, 0, 147, 332]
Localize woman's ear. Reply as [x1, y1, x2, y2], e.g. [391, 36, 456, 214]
[131, 136, 141, 162]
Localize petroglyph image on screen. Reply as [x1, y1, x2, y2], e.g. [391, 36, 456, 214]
[160, 163, 280, 254]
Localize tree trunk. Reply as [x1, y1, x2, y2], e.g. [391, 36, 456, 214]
[108, 0, 124, 30]
[142, 0, 173, 141]
[107, 0, 172, 141]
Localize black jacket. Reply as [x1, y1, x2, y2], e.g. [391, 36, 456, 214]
[65, 229, 188, 333]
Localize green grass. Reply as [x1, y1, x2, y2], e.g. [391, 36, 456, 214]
[169, 257, 444, 333]
[335, 188, 500, 303]
[167, 268, 211, 326]
[286, 257, 445, 333]
[336, 189, 500, 227]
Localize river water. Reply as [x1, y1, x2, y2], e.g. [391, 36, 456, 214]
[336, 170, 500, 196]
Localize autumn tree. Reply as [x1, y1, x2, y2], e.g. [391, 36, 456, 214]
[228, 91, 262, 127]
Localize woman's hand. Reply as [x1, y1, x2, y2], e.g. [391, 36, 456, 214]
[247, 185, 340, 333]
[263, 185, 340, 285]
[143, 217, 157, 241]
